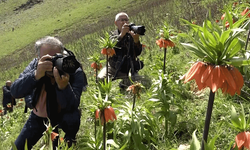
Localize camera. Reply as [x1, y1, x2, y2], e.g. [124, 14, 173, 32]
[129, 23, 146, 35]
[48, 53, 80, 75]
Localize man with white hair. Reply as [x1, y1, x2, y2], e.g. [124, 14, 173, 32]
[11, 36, 86, 149]
[98, 12, 143, 89]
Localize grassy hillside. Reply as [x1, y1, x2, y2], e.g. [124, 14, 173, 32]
[1, 0, 248, 149]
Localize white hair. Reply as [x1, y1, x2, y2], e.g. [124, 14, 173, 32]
[35, 36, 64, 56]
[115, 12, 129, 21]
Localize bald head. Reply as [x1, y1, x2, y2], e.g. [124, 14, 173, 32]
[6, 80, 11, 87]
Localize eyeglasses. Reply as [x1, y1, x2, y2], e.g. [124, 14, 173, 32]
[118, 18, 129, 22]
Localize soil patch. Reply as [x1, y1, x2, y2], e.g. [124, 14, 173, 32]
[14, 0, 43, 11]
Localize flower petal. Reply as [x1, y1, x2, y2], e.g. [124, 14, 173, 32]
[235, 132, 246, 150]
[184, 61, 204, 83]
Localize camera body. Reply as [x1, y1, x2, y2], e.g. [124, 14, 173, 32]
[129, 23, 146, 35]
[49, 53, 80, 75]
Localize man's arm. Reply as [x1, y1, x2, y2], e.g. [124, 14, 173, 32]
[56, 67, 84, 111]
[10, 59, 38, 98]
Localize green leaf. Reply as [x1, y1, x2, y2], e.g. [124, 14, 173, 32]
[223, 38, 239, 59]
[231, 105, 242, 130]
[181, 43, 206, 58]
[190, 130, 201, 150]
[220, 30, 231, 45]
[239, 104, 246, 130]
[106, 139, 119, 148]
[226, 58, 250, 66]
[204, 135, 218, 150]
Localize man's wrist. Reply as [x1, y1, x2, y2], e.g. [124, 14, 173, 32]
[57, 83, 69, 90]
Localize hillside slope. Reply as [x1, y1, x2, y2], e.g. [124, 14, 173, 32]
[0, 0, 167, 71]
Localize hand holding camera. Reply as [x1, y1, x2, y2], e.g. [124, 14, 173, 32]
[35, 54, 53, 80]
[119, 23, 146, 43]
[53, 67, 69, 90]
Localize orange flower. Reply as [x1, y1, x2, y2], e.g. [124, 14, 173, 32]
[127, 82, 142, 98]
[95, 109, 100, 119]
[234, 131, 250, 150]
[101, 48, 116, 57]
[91, 62, 97, 69]
[91, 62, 102, 70]
[104, 106, 117, 123]
[221, 13, 225, 20]
[156, 38, 175, 48]
[51, 132, 59, 141]
[60, 137, 64, 143]
[241, 7, 250, 17]
[184, 62, 244, 95]
[225, 19, 235, 28]
[215, 19, 219, 23]
[233, 2, 238, 7]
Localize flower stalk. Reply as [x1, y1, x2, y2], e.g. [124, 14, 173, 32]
[201, 90, 215, 150]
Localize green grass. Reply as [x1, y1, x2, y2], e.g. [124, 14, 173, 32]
[1, 0, 250, 149]
[0, 0, 149, 57]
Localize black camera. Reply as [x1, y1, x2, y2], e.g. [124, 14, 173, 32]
[129, 23, 146, 35]
[49, 53, 80, 75]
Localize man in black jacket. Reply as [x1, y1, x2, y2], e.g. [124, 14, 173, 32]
[98, 12, 143, 89]
[10, 36, 86, 150]
[2, 80, 15, 115]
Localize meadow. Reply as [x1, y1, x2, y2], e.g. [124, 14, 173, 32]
[1, 0, 250, 149]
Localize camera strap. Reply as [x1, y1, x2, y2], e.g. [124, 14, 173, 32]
[63, 47, 75, 56]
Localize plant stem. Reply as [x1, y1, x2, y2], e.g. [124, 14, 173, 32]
[201, 90, 215, 150]
[132, 94, 136, 111]
[102, 110, 106, 150]
[96, 69, 98, 83]
[163, 47, 167, 74]
[106, 54, 108, 83]
[95, 118, 97, 150]
[244, 27, 250, 51]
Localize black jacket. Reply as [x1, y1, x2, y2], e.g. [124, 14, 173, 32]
[10, 58, 85, 122]
[109, 29, 142, 74]
[2, 85, 15, 107]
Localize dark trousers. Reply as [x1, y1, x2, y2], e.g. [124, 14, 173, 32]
[12, 110, 80, 150]
[13, 111, 48, 150]
[3, 106, 13, 115]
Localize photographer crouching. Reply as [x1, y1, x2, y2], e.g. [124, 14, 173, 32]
[10, 36, 86, 150]
[98, 12, 145, 90]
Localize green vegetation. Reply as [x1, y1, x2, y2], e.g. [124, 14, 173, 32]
[1, 0, 250, 149]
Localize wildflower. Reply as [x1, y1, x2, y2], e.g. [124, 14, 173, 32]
[221, 13, 225, 20]
[126, 82, 143, 98]
[156, 38, 175, 48]
[51, 132, 59, 141]
[91, 62, 97, 69]
[241, 7, 250, 17]
[184, 61, 244, 96]
[91, 62, 102, 70]
[234, 131, 250, 150]
[60, 137, 64, 143]
[101, 48, 116, 57]
[104, 106, 117, 123]
[225, 19, 235, 28]
[96, 107, 117, 125]
[95, 109, 100, 119]
[233, 2, 238, 7]
[215, 19, 219, 23]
